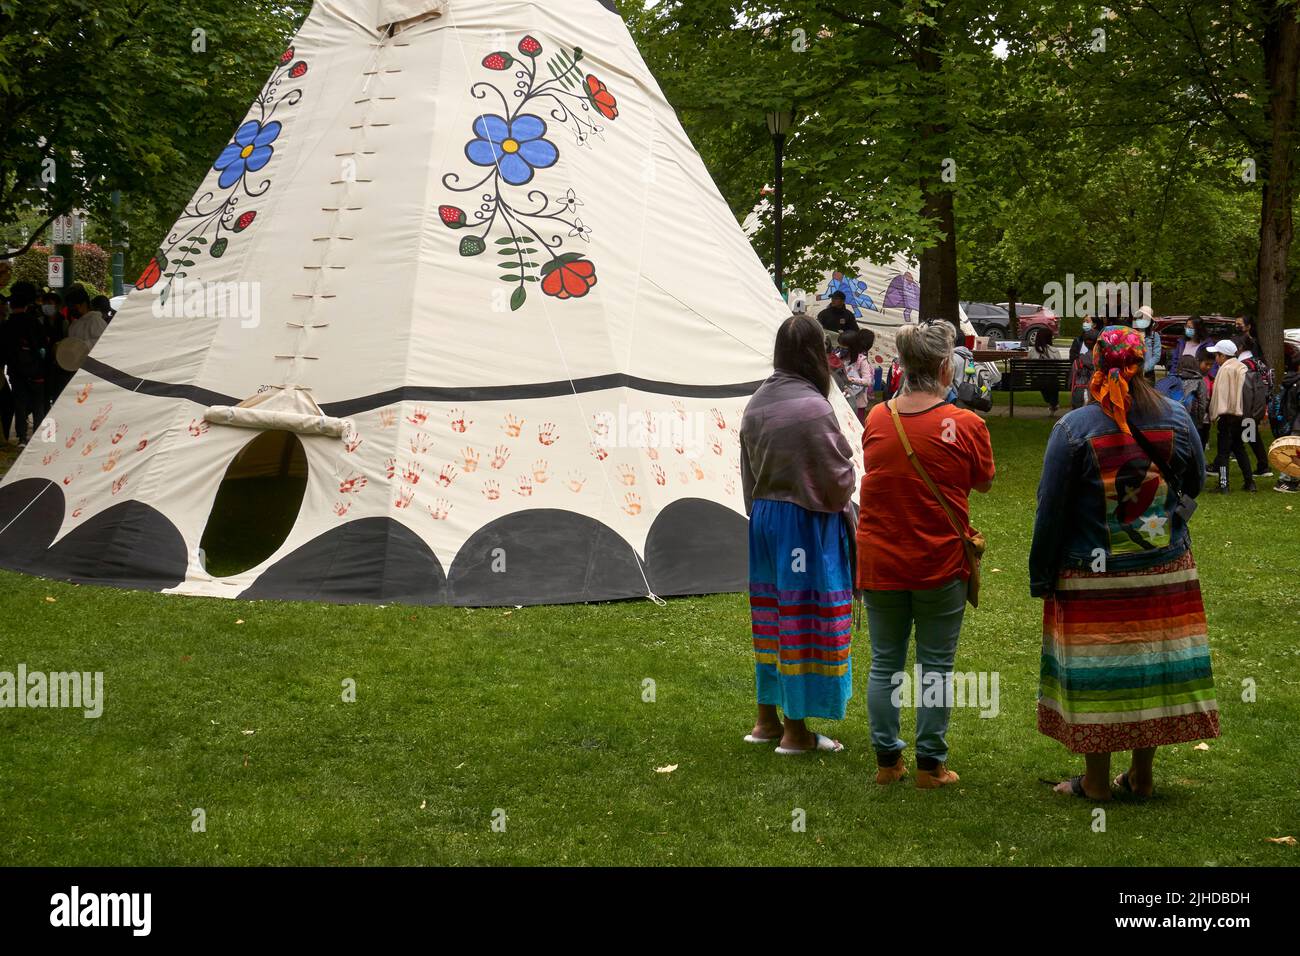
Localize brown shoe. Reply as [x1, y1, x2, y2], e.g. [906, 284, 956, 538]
[875, 757, 908, 785]
[915, 763, 959, 789]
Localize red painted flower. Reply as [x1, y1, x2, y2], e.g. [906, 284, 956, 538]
[280, 47, 294, 65]
[585, 74, 618, 120]
[439, 204, 467, 228]
[482, 51, 513, 71]
[541, 257, 597, 300]
[518, 35, 542, 57]
[289, 60, 308, 79]
[135, 258, 161, 290]
[233, 211, 256, 232]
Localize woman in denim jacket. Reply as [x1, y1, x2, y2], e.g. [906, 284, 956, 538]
[1029, 326, 1220, 801]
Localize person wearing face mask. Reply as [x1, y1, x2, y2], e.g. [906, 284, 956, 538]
[1069, 316, 1100, 409]
[1172, 315, 1209, 368]
[1134, 306, 1160, 380]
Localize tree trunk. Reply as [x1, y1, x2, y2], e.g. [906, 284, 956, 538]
[917, 188, 960, 335]
[915, 10, 961, 337]
[1256, 4, 1300, 375]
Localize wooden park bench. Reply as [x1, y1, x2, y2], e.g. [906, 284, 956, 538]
[1000, 358, 1074, 417]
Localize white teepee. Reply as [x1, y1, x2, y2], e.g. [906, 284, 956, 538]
[0, 0, 863, 605]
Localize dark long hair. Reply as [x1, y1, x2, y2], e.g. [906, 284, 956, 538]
[1128, 370, 1164, 420]
[774, 315, 831, 396]
[841, 327, 875, 362]
[1032, 326, 1053, 356]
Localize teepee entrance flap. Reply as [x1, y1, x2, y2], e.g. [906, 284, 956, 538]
[204, 386, 350, 438]
[376, 0, 445, 30]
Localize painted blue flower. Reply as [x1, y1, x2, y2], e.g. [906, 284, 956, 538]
[214, 120, 282, 189]
[465, 114, 558, 186]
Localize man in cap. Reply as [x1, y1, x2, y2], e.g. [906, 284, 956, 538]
[817, 290, 857, 336]
[1207, 339, 1255, 493]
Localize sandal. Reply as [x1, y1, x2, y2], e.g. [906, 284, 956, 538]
[1114, 771, 1153, 798]
[775, 732, 844, 755]
[743, 731, 783, 744]
[1041, 775, 1110, 801]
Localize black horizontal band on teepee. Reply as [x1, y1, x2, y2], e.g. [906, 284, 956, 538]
[596, 0, 619, 12]
[82, 357, 240, 408]
[81, 357, 763, 416]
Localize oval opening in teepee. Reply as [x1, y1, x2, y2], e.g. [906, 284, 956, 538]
[199, 430, 309, 578]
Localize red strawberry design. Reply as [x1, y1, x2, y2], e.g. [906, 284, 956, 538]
[439, 205, 467, 229]
[482, 52, 513, 71]
[518, 35, 542, 57]
[233, 211, 257, 232]
[289, 60, 308, 79]
[280, 47, 294, 64]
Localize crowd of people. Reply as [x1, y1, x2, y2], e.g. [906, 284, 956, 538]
[737, 309, 1268, 799]
[1069, 312, 1300, 493]
[0, 281, 112, 446]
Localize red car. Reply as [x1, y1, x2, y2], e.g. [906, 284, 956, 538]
[994, 302, 1061, 344]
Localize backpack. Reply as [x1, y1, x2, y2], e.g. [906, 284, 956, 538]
[1269, 372, 1300, 437]
[1242, 363, 1269, 421]
[1156, 373, 1199, 416]
[1070, 346, 1095, 408]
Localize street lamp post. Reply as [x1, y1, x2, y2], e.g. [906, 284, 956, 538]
[766, 109, 793, 295]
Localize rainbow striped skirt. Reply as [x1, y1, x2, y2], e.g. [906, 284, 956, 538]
[748, 498, 853, 721]
[1038, 550, 1220, 753]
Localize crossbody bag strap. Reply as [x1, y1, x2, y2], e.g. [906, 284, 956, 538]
[887, 399, 968, 543]
[1128, 425, 1181, 499]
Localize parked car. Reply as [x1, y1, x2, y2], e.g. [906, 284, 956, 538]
[994, 302, 1061, 344]
[1154, 315, 1237, 367]
[960, 301, 1011, 342]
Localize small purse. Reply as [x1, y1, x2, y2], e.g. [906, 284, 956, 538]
[888, 400, 986, 607]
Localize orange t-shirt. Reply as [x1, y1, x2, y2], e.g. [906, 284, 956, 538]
[856, 401, 994, 591]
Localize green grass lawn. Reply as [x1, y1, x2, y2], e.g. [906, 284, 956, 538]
[0, 414, 1297, 867]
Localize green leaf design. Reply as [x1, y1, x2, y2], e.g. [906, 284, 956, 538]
[500, 274, 524, 282]
[495, 237, 518, 245]
[510, 287, 527, 311]
[210, 237, 228, 258]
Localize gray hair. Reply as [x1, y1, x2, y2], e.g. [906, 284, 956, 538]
[897, 321, 956, 395]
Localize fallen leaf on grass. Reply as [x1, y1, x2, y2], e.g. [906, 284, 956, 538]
[419, 800, 427, 810]
[1266, 836, 1297, 846]
[234, 619, 244, 625]
[1193, 742, 1210, 751]
[241, 729, 255, 736]
[44, 596, 56, 603]
[655, 764, 678, 774]
[242, 755, 249, 767]
[991, 568, 1002, 573]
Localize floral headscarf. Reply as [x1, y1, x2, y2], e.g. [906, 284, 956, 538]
[1088, 325, 1145, 435]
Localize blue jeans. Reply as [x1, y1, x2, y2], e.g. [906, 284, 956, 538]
[863, 577, 967, 763]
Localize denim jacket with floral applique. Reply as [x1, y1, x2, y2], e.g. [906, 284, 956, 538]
[1028, 397, 1206, 597]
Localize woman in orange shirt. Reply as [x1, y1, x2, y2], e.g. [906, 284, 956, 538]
[856, 321, 995, 788]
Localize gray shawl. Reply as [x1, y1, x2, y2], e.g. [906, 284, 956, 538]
[739, 370, 856, 516]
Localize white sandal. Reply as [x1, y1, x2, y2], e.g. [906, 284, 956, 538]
[774, 732, 843, 755]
